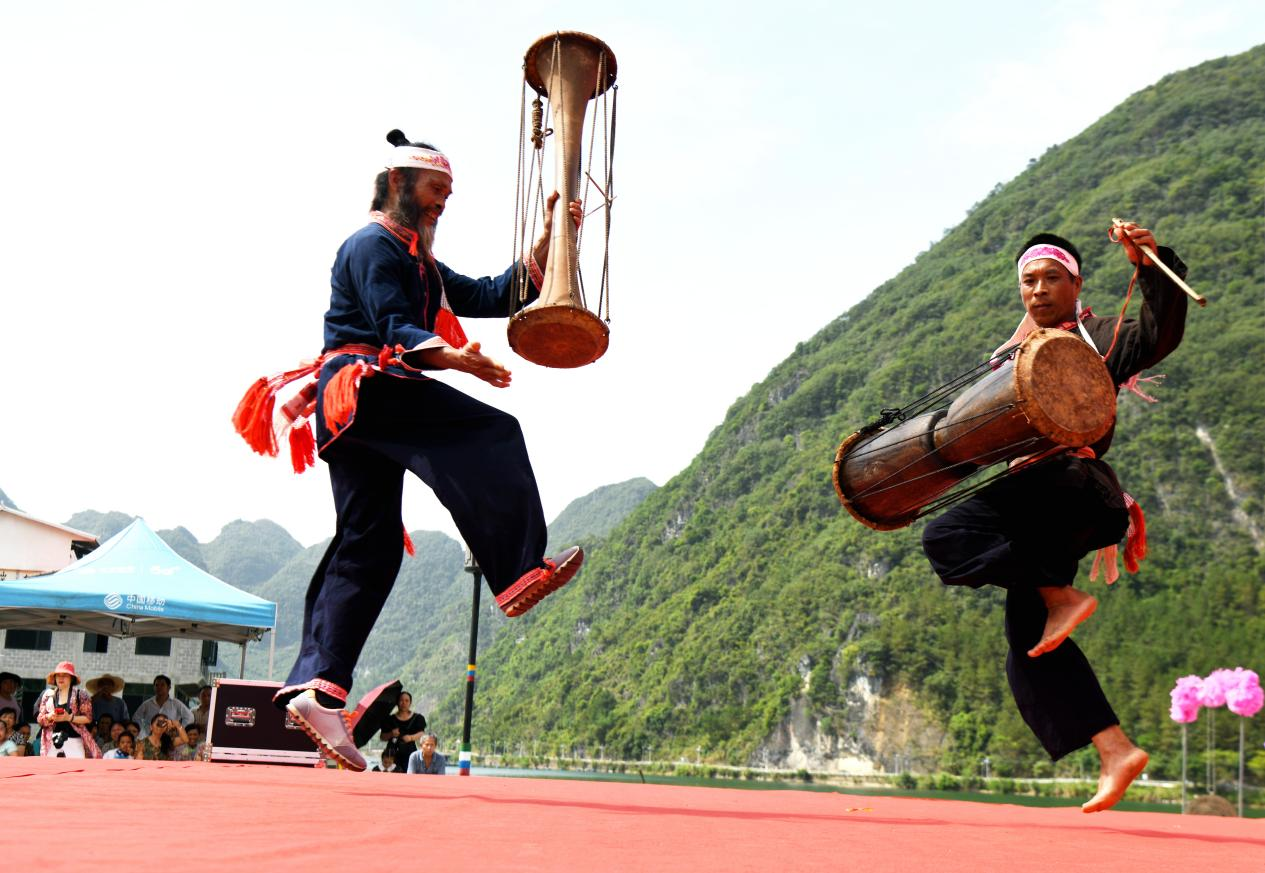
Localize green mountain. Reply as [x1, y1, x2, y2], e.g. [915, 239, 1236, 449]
[203, 519, 303, 592]
[547, 477, 658, 552]
[425, 47, 1265, 778]
[63, 510, 209, 570]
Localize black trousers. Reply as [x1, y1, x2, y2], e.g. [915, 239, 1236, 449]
[921, 457, 1129, 760]
[285, 374, 548, 694]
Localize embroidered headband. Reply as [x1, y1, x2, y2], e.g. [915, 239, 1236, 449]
[387, 146, 452, 179]
[1017, 243, 1079, 278]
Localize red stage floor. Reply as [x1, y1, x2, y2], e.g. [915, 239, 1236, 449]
[4, 758, 1262, 870]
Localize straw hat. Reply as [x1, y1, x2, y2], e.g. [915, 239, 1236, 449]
[45, 661, 80, 686]
[85, 673, 124, 696]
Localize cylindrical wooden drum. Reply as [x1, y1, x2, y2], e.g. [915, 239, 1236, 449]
[933, 328, 1117, 467]
[833, 329, 1116, 530]
[833, 411, 971, 531]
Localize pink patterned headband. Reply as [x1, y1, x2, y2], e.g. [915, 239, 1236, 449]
[1017, 244, 1078, 278]
[387, 146, 452, 179]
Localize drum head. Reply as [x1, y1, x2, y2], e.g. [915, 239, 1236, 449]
[524, 31, 618, 98]
[1014, 329, 1116, 447]
[509, 305, 609, 369]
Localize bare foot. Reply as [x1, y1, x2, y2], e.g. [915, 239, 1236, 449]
[1082, 727, 1148, 813]
[1027, 586, 1097, 657]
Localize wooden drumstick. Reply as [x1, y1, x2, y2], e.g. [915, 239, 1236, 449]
[1111, 218, 1207, 307]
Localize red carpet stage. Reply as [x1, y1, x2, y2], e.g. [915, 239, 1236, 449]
[3, 758, 1261, 870]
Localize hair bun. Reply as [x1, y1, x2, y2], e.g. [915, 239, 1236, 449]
[386, 129, 410, 147]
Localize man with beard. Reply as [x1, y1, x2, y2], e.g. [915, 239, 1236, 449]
[261, 131, 586, 771]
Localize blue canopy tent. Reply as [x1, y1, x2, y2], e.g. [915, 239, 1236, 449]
[0, 518, 278, 676]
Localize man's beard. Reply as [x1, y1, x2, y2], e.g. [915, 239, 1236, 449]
[392, 187, 438, 259]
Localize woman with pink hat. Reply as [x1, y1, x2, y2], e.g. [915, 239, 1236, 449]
[36, 661, 100, 758]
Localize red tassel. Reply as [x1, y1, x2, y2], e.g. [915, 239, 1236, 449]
[402, 526, 416, 557]
[323, 361, 369, 437]
[232, 377, 279, 457]
[1090, 545, 1120, 584]
[288, 421, 317, 474]
[1123, 499, 1147, 573]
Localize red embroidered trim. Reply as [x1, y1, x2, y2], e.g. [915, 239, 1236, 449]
[273, 678, 349, 705]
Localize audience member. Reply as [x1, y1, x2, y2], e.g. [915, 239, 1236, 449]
[406, 733, 447, 775]
[181, 724, 206, 761]
[16, 724, 33, 756]
[0, 707, 17, 735]
[103, 732, 135, 759]
[101, 721, 125, 753]
[0, 722, 18, 756]
[380, 691, 427, 774]
[125, 720, 141, 738]
[93, 714, 115, 749]
[190, 685, 213, 733]
[136, 713, 187, 761]
[36, 661, 100, 758]
[133, 675, 193, 729]
[85, 673, 130, 725]
[0, 673, 21, 721]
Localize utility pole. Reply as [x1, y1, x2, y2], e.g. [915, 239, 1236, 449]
[460, 548, 482, 776]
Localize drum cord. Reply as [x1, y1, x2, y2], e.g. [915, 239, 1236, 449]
[858, 345, 1021, 437]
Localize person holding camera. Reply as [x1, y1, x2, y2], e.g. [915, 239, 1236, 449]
[36, 661, 100, 758]
[135, 713, 188, 761]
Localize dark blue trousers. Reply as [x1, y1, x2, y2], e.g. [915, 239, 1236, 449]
[921, 457, 1129, 760]
[285, 374, 548, 694]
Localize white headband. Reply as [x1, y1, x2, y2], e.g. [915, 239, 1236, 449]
[386, 146, 452, 179]
[1017, 243, 1079, 278]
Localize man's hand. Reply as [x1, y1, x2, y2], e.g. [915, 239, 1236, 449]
[415, 342, 512, 388]
[1111, 221, 1157, 267]
[532, 191, 584, 269]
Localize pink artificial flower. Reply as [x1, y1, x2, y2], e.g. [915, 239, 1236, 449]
[1225, 669, 1263, 718]
[1169, 675, 1204, 723]
[1197, 668, 1236, 707]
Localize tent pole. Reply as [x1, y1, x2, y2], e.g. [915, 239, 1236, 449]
[239, 641, 246, 679]
[268, 624, 276, 681]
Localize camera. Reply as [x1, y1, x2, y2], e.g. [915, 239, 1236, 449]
[51, 732, 67, 750]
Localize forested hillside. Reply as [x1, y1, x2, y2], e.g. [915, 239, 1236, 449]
[425, 47, 1265, 778]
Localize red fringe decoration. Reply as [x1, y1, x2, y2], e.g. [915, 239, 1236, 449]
[402, 526, 415, 557]
[232, 377, 279, 457]
[288, 421, 317, 474]
[1123, 498, 1147, 573]
[1090, 546, 1120, 584]
[323, 361, 369, 437]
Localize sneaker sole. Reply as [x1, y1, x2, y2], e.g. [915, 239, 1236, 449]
[286, 704, 366, 772]
[502, 549, 583, 617]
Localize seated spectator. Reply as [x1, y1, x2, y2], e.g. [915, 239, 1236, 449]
[190, 685, 213, 733]
[85, 673, 130, 726]
[93, 713, 115, 749]
[0, 721, 18, 756]
[15, 724, 33, 757]
[0, 707, 18, 736]
[0, 673, 21, 721]
[406, 733, 447, 774]
[36, 660, 100, 758]
[133, 675, 193, 729]
[135, 713, 187, 761]
[103, 731, 135, 759]
[101, 721, 126, 753]
[181, 724, 206, 761]
[125, 720, 142, 738]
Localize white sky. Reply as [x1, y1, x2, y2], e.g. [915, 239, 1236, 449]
[1, 1, 1259, 547]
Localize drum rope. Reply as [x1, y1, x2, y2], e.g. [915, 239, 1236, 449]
[862, 345, 1021, 435]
